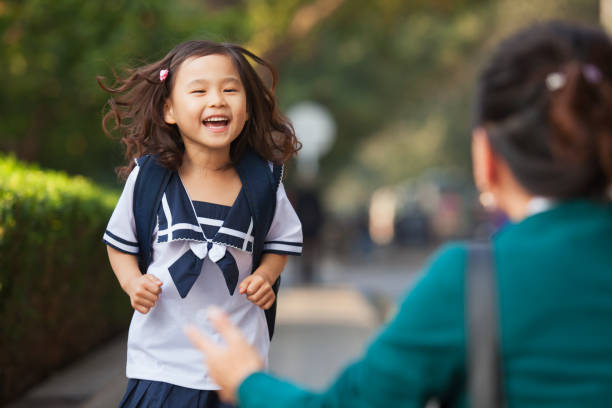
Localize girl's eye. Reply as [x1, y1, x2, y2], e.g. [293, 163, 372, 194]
[191, 90, 206, 94]
[224, 89, 238, 93]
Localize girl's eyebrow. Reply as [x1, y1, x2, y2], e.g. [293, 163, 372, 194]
[186, 77, 241, 87]
[223, 77, 242, 85]
[186, 78, 209, 87]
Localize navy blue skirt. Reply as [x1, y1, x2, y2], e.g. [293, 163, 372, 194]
[119, 379, 235, 408]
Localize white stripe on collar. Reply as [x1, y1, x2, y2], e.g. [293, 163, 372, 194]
[197, 217, 224, 227]
[157, 222, 203, 237]
[218, 225, 254, 242]
[162, 194, 173, 241]
[242, 219, 253, 251]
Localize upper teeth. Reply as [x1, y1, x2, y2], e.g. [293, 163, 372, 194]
[207, 117, 227, 122]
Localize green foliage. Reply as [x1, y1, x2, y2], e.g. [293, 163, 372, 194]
[0, 154, 127, 403]
[0, 0, 602, 206]
[0, 0, 254, 184]
[0, 0, 322, 185]
[274, 0, 599, 212]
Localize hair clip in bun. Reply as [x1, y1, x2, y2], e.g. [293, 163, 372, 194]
[545, 72, 566, 91]
[582, 64, 602, 84]
[546, 64, 602, 92]
[160, 69, 169, 82]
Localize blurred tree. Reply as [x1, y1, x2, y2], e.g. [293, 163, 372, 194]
[0, 1, 244, 182]
[270, 0, 598, 213]
[0, 0, 600, 202]
[0, 0, 313, 184]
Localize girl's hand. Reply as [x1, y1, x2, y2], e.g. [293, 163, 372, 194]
[185, 307, 263, 404]
[124, 274, 162, 314]
[239, 273, 275, 310]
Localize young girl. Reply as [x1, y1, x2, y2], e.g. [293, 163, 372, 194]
[99, 40, 303, 407]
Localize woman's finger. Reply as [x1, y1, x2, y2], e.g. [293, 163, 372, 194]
[184, 325, 218, 355]
[207, 307, 245, 345]
[218, 388, 236, 403]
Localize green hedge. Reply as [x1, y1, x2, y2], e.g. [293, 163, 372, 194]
[0, 155, 130, 403]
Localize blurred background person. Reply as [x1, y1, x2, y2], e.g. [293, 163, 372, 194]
[293, 176, 325, 284]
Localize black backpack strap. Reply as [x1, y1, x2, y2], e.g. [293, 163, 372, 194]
[235, 150, 277, 265]
[266, 163, 283, 337]
[235, 150, 280, 339]
[272, 162, 283, 190]
[467, 243, 504, 408]
[133, 155, 171, 274]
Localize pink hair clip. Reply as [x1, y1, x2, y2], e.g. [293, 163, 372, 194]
[160, 69, 169, 82]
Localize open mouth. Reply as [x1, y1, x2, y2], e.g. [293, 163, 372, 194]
[203, 116, 230, 129]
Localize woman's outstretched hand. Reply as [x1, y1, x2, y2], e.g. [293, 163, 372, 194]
[185, 307, 264, 403]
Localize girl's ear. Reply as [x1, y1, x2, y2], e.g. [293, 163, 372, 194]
[163, 100, 176, 125]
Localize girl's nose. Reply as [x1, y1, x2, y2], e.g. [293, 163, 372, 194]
[208, 89, 226, 107]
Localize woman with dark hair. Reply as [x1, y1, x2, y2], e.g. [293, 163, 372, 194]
[187, 21, 612, 407]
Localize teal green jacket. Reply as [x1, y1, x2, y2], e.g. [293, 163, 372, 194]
[238, 200, 612, 407]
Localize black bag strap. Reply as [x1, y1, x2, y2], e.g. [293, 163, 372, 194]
[266, 161, 283, 339]
[467, 243, 504, 408]
[235, 149, 283, 339]
[235, 149, 277, 268]
[272, 161, 283, 191]
[133, 155, 171, 274]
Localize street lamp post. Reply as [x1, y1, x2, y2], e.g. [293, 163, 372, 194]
[287, 101, 336, 179]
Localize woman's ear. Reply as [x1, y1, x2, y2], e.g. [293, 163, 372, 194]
[163, 100, 176, 125]
[472, 127, 497, 192]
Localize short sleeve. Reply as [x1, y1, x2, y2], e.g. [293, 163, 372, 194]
[263, 182, 303, 256]
[102, 165, 140, 255]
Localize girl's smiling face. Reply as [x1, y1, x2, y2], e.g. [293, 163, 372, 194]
[163, 53, 248, 155]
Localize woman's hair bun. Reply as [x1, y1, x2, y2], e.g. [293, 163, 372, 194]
[475, 21, 612, 199]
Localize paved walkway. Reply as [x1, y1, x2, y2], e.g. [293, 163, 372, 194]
[9, 248, 431, 407]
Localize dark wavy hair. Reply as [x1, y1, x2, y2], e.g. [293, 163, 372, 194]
[474, 21, 612, 199]
[98, 41, 301, 179]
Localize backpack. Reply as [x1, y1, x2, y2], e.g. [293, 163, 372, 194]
[132, 149, 283, 339]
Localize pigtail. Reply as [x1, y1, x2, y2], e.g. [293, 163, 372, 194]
[476, 21, 612, 199]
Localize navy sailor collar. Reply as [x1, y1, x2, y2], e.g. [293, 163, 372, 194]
[155, 172, 254, 253]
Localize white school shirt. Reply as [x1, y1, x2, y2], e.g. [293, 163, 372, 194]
[103, 163, 303, 390]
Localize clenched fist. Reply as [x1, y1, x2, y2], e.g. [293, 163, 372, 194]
[124, 274, 163, 314]
[239, 273, 275, 310]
